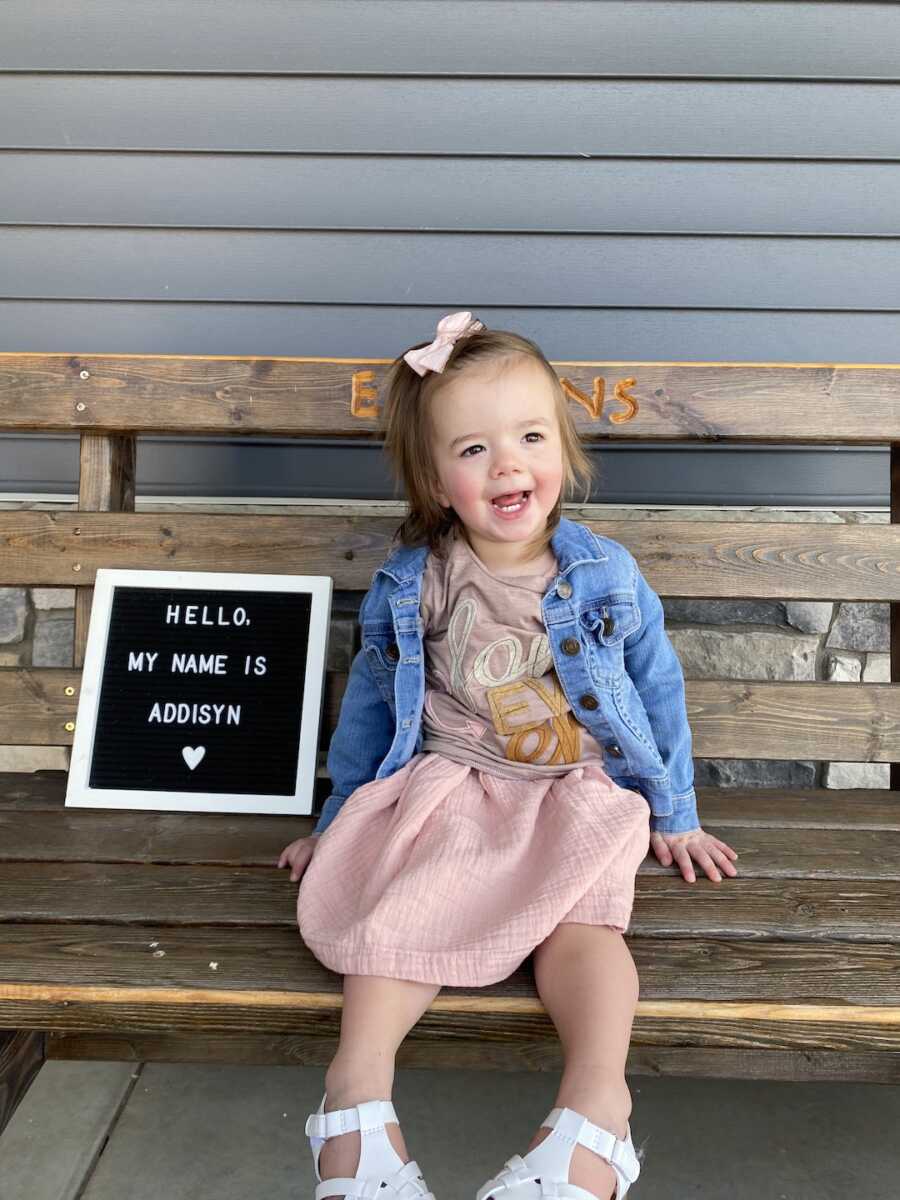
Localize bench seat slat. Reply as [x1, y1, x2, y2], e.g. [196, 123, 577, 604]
[0, 511, 898, 599]
[1, 994, 898, 1054]
[1, 924, 898, 1006]
[3, 773, 899, 829]
[0, 861, 897, 942]
[2, 926, 900, 1055]
[2, 811, 899, 880]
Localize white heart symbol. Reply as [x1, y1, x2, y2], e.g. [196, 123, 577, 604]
[182, 746, 206, 771]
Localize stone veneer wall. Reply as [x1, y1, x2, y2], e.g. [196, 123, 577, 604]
[0, 499, 890, 788]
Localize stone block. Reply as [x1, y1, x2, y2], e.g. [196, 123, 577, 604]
[662, 598, 782, 626]
[33, 614, 74, 667]
[693, 758, 818, 789]
[32, 587, 76, 610]
[784, 601, 834, 634]
[325, 617, 354, 672]
[826, 602, 889, 652]
[824, 761, 890, 788]
[331, 590, 364, 616]
[0, 745, 70, 771]
[863, 653, 890, 682]
[0, 588, 27, 643]
[825, 653, 862, 682]
[669, 629, 818, 680]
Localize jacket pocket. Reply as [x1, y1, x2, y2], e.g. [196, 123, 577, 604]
[579, 596, 641, 645]
[362, 629, 400, 706]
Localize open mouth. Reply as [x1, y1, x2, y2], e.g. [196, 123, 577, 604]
[491, 490, 531, 516]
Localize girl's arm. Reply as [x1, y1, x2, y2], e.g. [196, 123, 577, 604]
[312, 639, 395, 836]
[623, 556, 700, 836]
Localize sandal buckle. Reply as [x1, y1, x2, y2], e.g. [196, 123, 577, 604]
[492, 1162, 538, 1192]
[609, 1133, 640, 1184]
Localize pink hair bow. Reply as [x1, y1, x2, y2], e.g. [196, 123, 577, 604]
[403, 311, 485, 377]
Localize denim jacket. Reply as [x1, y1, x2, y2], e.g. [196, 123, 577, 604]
[313, 516, 700, 837]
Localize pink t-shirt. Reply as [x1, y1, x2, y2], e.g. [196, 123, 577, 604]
[419, 530, 608, 778]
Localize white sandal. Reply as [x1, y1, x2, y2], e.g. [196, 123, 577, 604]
[305, 1092, 438, 1199]
[475, 1105, 642, 1200]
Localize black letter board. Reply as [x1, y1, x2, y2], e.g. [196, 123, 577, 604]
[66, 569, 332, 814]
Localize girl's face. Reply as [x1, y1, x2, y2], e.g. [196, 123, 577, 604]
[429, 356, 565, 568]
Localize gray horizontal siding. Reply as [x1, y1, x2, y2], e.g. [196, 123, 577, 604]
[3, 76, 900, 156]
[3, 229, 900, 308]
[4, 154, 900, 235]
[2, 1, 900, 79]
[1, 1, 897, 502]
[3, 303, 900, 364]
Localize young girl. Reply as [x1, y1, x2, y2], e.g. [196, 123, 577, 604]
[277, 311, 739, 1200]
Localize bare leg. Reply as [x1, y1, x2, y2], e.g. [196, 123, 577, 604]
[527, 923, 639, 1200]
[317, 973, 442, 1187]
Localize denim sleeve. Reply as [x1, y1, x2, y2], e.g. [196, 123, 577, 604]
[311, 640, 395, 837]
[623, 556, 701, 836]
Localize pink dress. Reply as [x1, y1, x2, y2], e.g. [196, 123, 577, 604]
[296, 532, 651, 987]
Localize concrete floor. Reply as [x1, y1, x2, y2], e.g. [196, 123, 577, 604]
[0, 1060, 896, 1199]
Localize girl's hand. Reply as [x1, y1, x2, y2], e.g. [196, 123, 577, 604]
[276, 833, 320, 883]
[649, 827, 738, 884]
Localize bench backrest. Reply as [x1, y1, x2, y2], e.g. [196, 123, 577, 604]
[0, 353, 898, 790]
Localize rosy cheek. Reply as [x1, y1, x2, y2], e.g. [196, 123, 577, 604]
[450, 469, 481, 505]
[535, 471, 562, 502]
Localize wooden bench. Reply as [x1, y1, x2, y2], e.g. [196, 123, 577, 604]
[1, 353, 899, 1136]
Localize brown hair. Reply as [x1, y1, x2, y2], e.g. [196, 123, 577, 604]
[381, 322, 595, 560]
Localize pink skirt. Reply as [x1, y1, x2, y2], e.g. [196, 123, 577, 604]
[296, 751, 650, 987]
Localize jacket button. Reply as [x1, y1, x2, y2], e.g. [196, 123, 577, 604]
[602, 616, 615, 637]
[579, 693, 599, 710]
[557, 581, 573, 599]
[606, 742, 624, 757]
[561, 637, 580, 655]
[385, 642, 400, 661]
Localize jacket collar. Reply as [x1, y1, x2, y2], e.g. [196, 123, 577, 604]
[374, 515, 608, 585]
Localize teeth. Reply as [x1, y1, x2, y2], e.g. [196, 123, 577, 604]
[493, 491, 528, 511]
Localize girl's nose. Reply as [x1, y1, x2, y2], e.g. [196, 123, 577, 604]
[489, 460, 525, 480]
[492, 448, 526, 475]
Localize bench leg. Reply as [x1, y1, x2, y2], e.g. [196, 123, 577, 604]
[0, 1030, 46, 1137]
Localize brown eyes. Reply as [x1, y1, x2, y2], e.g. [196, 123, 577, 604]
[460, 432, 544, 458]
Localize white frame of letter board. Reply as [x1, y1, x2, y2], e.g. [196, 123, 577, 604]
[65, 567, 333, 814]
